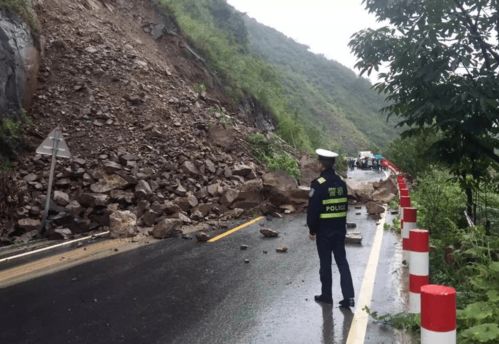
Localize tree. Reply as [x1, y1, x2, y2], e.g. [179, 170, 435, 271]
[349, 0, 499, 220]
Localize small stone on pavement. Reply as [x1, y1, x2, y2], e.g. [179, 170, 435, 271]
[276, 246, 288, 253]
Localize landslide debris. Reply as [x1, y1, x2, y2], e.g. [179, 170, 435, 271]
[0, 0, 308, 245]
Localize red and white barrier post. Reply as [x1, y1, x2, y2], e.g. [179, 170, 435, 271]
[399, 188, 409, 197]
[421, 285, 456, 344]
[402, 207, 416, 263]
[409, 229, 429, 313]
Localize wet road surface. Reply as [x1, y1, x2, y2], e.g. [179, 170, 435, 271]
[0, 169, 412, 344]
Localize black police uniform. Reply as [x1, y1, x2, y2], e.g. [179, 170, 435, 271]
[307, 168, 354, 302]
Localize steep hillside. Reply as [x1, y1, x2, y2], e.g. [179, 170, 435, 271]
[1, 0, 309, 244]
[244, 16, 399, 151]
[159, 0, 398, 153]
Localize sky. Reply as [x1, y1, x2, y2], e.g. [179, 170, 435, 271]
[226, 0, 380, 77]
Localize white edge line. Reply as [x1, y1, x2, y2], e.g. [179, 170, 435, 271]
[0, 231, 110, 264]
[346, 209, 386, 344]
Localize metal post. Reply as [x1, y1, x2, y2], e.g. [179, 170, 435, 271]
[41, 130, 61, 232]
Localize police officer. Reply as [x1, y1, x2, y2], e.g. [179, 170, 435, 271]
[307, 149, 355, 308]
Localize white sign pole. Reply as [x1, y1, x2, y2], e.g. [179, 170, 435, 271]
[40, 128, 61, 232]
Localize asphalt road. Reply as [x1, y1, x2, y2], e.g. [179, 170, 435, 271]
[0, 169, 412, 344]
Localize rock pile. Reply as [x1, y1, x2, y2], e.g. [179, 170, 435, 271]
[0, 0, 306, 245]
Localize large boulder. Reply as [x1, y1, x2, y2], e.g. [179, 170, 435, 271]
[372, 177, 397, 203]
[346, 179, 375, 203]
[233, 179, 264, 209]
[262, 172, 307, 207]
[221, 189, 239, 205]
[208, 125, 235, 150]
[262, 172, 297, 204]
[366, 201, 385, 215]
[152, 218, 182, 239]
[299, 155, 322, 186]
[109, 210, 137, 238]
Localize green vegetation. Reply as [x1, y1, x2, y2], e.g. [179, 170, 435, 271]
[0, 0, 37, 30]
[415, 172, 499, 343]
[0, 117, 23, 162]
[367, 139, 499, 341]
[411, 169, 467, 233]
[159, 0, 397, 154]
[385, 129, 440, 178]
[350, 0, 499, 221]
[247, 133, 300, 179]
[244, 16, 399, 152]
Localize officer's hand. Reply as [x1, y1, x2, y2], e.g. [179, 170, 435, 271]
[309, 233, 316, 241]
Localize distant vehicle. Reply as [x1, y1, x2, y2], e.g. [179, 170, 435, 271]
[358, 151, 374, 159]
[356, 151, 384, 172]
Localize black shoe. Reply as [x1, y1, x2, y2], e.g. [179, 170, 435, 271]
[339, 298, 355, 309]
[314, 295, 333, 304]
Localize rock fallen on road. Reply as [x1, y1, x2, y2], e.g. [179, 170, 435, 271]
[196, 231, 210, 242]
[244, 259, 250, 264]
[240, 244, 248, 250]
[276, 246, 288, 253]
[260, 228, 279, 238]
[152, 218, 182, 239]
[109, 210, 137, 238]
[345, 232, 362, 245]
[366, 201, 385, 215]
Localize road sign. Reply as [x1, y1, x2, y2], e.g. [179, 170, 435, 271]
[36, 127, 71, 159]
[38, 127, 72, 232]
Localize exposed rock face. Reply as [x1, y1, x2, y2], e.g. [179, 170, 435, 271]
[0, 9, 40, 159]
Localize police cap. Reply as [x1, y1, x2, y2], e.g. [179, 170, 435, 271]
[315, 148, 339, 159]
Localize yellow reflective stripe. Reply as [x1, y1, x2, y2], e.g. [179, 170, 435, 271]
[320, 212, 347, 219]
[317, 177, 326, 184]
[322, 197, 347, 205]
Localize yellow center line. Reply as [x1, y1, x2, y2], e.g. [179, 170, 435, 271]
[207, 216, 265, 243]
[346, 209, 386, 344]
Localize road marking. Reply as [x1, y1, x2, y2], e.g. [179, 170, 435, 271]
[0, 238, 148, 288]
[208, 216, 265, 243]
[0, 231, 110, 264]
[346, 209, 386, 344]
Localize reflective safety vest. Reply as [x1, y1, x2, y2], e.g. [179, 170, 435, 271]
[319, 180, 348, 219]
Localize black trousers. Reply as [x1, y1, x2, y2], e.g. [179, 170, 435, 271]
[316, 230, 354, 299]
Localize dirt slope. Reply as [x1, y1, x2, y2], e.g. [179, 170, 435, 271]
[1, 0, 307, 244]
